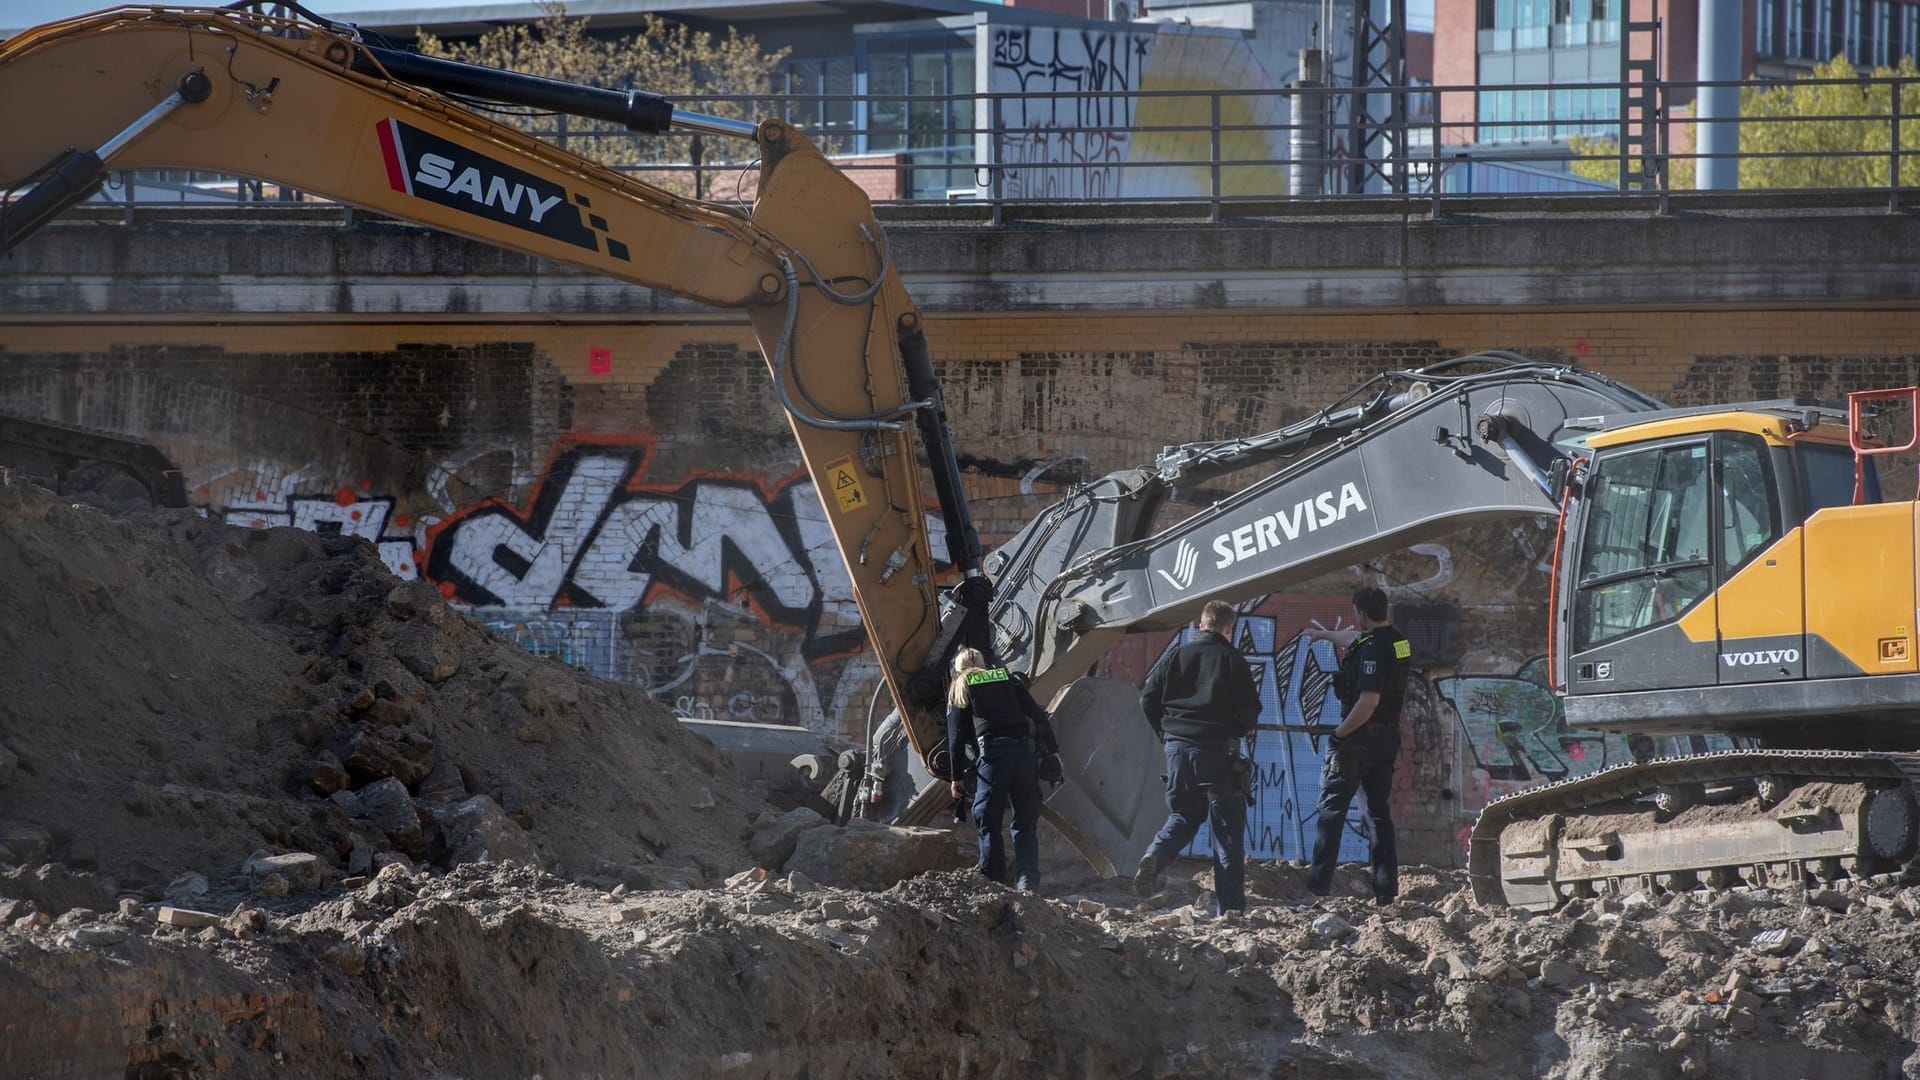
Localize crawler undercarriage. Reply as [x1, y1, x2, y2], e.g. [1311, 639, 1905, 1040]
[1469, 750, 1920, 911]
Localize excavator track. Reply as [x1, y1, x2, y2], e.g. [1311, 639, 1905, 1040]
[1469, 749, 1920, 911]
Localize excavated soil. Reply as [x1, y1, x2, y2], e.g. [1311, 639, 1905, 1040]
[6, 470, 1920, 1079]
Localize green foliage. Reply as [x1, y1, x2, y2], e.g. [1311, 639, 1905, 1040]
[1567, 132, 1694, 189]
[1737, 55, 1920, 188]
[415, 3, 789, 177]
[1568, 56, 1920, 190]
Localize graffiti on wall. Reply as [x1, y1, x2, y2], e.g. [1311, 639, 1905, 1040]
[990, 26, 1155, 200]
[419, 439, 945, 734]
[223, 488, 421, 580]
[986, 25, 1290, 201]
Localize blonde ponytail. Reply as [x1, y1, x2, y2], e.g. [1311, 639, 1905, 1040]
[947, 647, 987, 709]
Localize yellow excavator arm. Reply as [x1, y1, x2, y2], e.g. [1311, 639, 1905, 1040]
[0, 4, 988, 773]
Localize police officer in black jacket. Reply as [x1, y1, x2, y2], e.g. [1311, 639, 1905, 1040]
[1305, 585, 1413, 904]
[946, 647, 1062, 892]
[1134, 599, 1260, 914]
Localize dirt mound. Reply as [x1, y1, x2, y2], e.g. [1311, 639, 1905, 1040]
[0, 471, 762, 896]
[5, 467, 1920, 1079]
[7, 860, 1920, 1079]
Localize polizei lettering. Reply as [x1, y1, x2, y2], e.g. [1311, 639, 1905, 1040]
[1721, 649, 1799, 667]
[375, 118, 623, 259]
[1211, 483, 1370, 570]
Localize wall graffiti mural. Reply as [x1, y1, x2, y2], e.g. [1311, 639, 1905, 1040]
[990, 26, 1154, 201]
[986, 25, 1289, 202]
[418, 438, 946, 736]
[223, 487, 421, 580]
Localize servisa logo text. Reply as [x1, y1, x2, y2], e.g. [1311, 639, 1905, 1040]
[1721, 649, 1799, 667]
[1210, 483, 1369, 570]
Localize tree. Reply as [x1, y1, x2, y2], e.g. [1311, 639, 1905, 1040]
[1736, 55, 1920, 189]
[1569, 56, 1920, 190]
[415, 4, 789, 187]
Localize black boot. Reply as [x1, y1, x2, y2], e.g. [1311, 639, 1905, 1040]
[1133, 850, 1166, 897]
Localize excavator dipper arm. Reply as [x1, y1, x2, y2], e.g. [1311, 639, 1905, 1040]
[0, 5, 984, 766]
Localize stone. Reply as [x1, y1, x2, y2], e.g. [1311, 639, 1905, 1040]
[438, 794, 537, 867]
[1621, 890, 1652, 915]
[391, 623, 461, 684]
[157, 906, 222, 928]
[1752, 927, 1794, 955]
[785, 870, 817, 894]
[1076, 899, 1105, 918]
[785, 820, 970, 890]
[0, 821, 53, 865]
[609, 906, 649, 925]
[1309, 913, 1354, 940]
[252, 874, 290, 899]
[163, 872, 210, 905]
[67, 925, 126, 947]
[308, 752, 349, 795]
[117, 898, 143, 918]
[748, 807, 831, 871]
[1445, 951, 1477, 980]
[338, 777, 424, 854]
[417, 758, 467, 801]
[725, 868, 769, 890]
[1808, 889, 1852, 913]
[1540, 957, 1588, 990]
[243, 851, 331, 893]
[343, 731, 433, 788]
[224, 908, 268, 935]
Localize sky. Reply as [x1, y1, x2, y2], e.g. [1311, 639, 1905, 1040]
[6, 0, 1435, 37]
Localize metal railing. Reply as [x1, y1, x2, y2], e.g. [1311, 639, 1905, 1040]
[68, 72, 1920, 220]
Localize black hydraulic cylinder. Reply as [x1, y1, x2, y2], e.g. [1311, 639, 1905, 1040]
[900, 324, 985, 582]
[354, 45, 675, 133]
[1, 149, 105, 255]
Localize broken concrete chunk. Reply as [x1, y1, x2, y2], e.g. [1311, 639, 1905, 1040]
[1751, 927, 1794, 955]
[157, 906, 222, 929]
[439, 794, 536, 867]
[608, 905, 649, 924]
[243, 851, 331, 893]
[340, 777, 424, 854]
[784, 819, 969, 891]
[163, 872, 210, 905]
[747, 807, 832, 871]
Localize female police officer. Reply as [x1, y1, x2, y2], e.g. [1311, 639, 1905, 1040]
[946, 647, 1062, 892]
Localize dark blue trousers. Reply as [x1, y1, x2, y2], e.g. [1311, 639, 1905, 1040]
[973, 736, 1042, 886]
[1306, 724, 1399, 902]
[1144, 739, 1246, 913]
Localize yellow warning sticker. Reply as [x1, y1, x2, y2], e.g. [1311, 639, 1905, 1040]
[824, 456, 868, 513]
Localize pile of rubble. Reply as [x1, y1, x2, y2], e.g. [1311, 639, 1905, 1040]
[4, 471, 1920, 1079]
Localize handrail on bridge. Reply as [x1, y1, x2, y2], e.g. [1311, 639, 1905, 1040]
[43, 72, 1920, 221]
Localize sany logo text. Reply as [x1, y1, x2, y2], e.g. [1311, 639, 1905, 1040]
[411, 153, 565, 224]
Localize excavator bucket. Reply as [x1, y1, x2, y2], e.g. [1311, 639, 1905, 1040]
[1042, 677, 1167, 877]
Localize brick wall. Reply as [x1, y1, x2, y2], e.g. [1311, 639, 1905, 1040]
[8, 305, 1920, 866]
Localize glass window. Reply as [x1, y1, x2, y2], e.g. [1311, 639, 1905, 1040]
[1799, 444, 1879, 514]
[866, 49, 908, 152]
[1717, 434, 1781, 577]
[1573, 442, 1715, 650]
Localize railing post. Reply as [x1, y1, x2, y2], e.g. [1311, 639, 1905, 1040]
[122, 172, 134, 226]
[1892, 80, 1903, 213]
[1209, 91, 1222, 223]
[990, 93, 1003, 227]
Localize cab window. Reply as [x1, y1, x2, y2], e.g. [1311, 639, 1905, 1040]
[1717, 433, 1780, 577]
[1573, 441, 1713, 651]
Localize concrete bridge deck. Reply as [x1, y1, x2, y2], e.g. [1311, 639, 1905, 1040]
[1, 192, 1913, 321]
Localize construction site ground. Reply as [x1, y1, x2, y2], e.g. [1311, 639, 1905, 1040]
[5, 471, 1920, 1079]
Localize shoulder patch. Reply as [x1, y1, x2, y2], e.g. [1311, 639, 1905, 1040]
[1362, 660, 1378, 675]
[1393, 639, 1412, 660]
[965, 667, 1011, 686]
